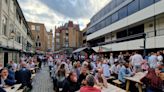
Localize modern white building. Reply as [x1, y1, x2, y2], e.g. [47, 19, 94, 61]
[87, 0, 164, 53]
[0, 0, 34, 66]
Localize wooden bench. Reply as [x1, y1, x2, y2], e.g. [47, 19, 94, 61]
[112, 80, 122, 87]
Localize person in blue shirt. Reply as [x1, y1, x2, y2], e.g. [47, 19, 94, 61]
[118, 63, 132, 83]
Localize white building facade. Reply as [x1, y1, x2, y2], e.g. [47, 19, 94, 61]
[0, 0, 34, 66]
[87, 0, 164, 53]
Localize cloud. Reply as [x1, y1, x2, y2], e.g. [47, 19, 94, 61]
[18, 0, 111, 31]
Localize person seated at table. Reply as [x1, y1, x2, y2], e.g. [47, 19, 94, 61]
[95, 68, 108, 88]
[102, 60, 110, 78]
[78, 66, 88, 86]
[0, 68, 15, 87]
[8, 61, 17, 72]
[62, 72, 80, 92]
[141, 68, 163, 92]
[27, 59, 35, 69]
[110, 62, 119, 78]
[15, 62, 32, 90]
[118, 63, 132, 84]
[80, 74, 101, 92]
[7, 65, 15, 80]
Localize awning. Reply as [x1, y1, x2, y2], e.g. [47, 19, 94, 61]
[73, 47, 87, 53]
[92, 46, 112, 53]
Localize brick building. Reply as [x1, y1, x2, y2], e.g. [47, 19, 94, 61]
[54, 21, 82, 53]
[28, 22, 48, 53]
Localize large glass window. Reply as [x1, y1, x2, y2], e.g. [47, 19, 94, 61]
[105, 16, 111, 26]
[111, 0, 116, 10]
[116, 0, 125, 6]
[128, 0, 139, 15]
[111, 12, 118, 23]
[118, 6, 127, 20]
[140, 0, 154, 9]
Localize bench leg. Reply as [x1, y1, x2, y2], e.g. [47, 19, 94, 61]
[126, 80, 130, 92]
[138, 84, 142, 92]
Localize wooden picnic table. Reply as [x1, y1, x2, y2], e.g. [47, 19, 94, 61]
[125, 71, 147, 92]
[102, 83, 125, 92]
[4, 84, 22, 92]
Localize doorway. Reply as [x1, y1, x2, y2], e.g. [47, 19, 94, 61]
[4, 52, 8, 67]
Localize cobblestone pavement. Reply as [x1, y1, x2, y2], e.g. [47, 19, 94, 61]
[31, 66, 54, 92]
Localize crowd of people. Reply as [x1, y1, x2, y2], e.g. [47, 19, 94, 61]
[49, 50, 164, 92]
[0, 50, 164, 92]
[0, 55, 42, 92]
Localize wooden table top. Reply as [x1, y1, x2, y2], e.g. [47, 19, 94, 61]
[4, 84, 22, 92]
[125, 71, 147, 84]
[102, 83, 125, 92]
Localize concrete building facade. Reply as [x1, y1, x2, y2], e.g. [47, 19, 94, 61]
[0, 0, 34, 66]
[87, 0, 164, 53]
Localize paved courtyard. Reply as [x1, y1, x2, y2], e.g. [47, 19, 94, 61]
[31, 66, 54, 92]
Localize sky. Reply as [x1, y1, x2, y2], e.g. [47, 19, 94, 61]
[18, 0, 111, 32]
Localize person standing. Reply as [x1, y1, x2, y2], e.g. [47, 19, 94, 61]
[109, 53, 114, 65]
[148, 52, 158, 69]
[157, 51, 163, 66]
[131, 51, 143, 72]
[118, 52, 125, 63]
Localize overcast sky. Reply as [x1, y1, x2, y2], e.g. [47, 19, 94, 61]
[18, 0, 111, 32]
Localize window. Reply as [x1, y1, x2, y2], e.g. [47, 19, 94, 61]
[16, 32, 21, 43]
[110, 0, 116, 10]
[117, 30, 128, 39]
[111, 12, 118, 23]
[155, 0, 160, 2]
[128, 0, 139, 15]
[2, 15, 7, 36]
[140, 0, 154, 10]
[39, 42, 41, 47]
[105, 16, 111, 26]
[116, 0, 125, 6]
[31, 25, 35, 30]
[36, 25, 40, 31]
[118, 6, 127, 20]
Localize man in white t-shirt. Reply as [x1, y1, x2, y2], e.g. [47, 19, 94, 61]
[132, 51, 143, 72]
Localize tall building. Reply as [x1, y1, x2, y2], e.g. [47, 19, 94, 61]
[54, 21, 82, 53]
[28, 22, 48, 53]
[87, 0, 164, 53]
[0, 0, 34, 66]
[47, 30, 53, 51]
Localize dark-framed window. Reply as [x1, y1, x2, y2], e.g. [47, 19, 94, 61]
[105, 16, 111, 26]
